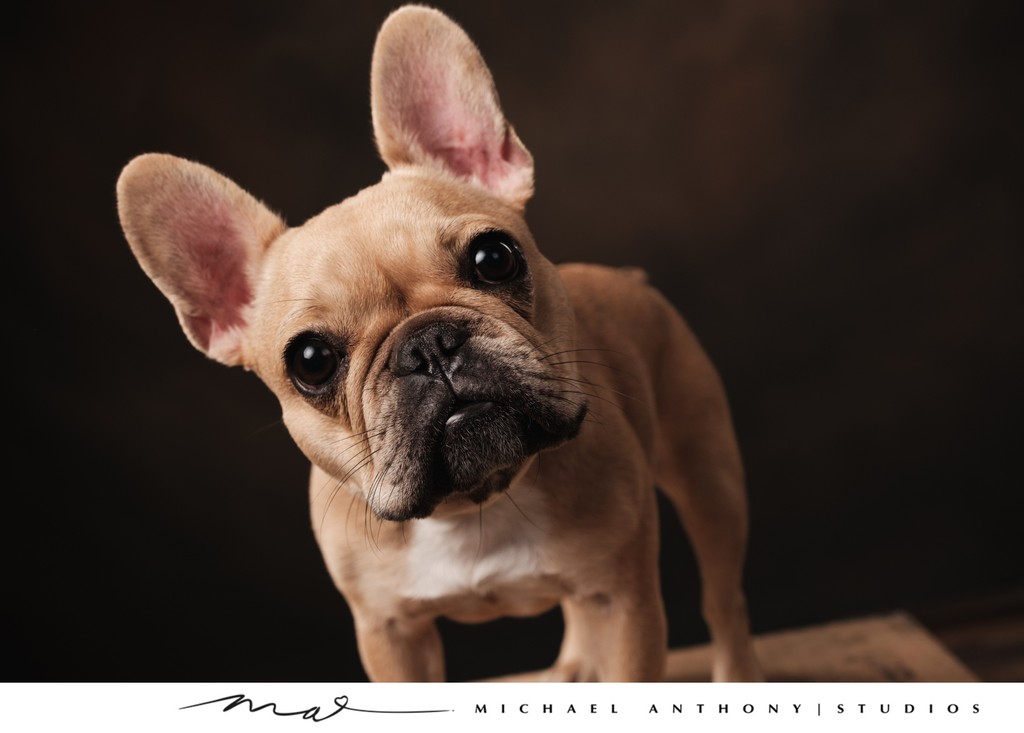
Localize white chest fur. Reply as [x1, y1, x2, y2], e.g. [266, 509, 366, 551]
[401, 489, 565, 620]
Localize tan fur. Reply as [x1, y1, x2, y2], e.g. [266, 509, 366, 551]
[116, 5, 762, 682]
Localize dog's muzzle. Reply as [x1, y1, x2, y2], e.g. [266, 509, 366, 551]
[378, 317, 586, 519]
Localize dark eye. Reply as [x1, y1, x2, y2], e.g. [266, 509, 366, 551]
[470, 232, 521, 284]
[286, 334, 341, 393]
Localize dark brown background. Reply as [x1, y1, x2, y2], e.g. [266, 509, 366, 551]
[5, 0, 1021, 681]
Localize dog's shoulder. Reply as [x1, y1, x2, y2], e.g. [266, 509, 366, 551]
[556, 261, 695, 360]
[556, 262, 672, 319]
[557, 262, 649, 287]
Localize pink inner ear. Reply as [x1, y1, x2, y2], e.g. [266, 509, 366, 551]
[172, 198, 253, 353]
[432, 126, 530, 192]
[404, 68, 528, 193]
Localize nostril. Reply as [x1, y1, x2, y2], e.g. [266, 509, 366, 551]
[411, 346, 430, 372]
[437, 325, 469, 354]
[392, 342, 430, 377]
[391, 320, 471, 378]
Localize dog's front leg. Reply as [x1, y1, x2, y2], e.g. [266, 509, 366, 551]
[547, 507, 668, 682]
[550, 584, 668, 682]
[352, 612, 445, 682]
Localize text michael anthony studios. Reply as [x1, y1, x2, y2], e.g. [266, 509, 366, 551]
[469, 699, 981, 718]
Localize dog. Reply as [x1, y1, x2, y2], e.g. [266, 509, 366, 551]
[115, 4, 763, 682]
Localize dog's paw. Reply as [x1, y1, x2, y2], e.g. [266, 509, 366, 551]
[712, 655, 766, 682]
[539, 660, 602, 682]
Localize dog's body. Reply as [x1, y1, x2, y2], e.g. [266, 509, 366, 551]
[117, 5, 762, 682]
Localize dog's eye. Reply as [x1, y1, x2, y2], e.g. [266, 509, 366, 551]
[286, 335, 340, 393]
[470, 232, 521, 284]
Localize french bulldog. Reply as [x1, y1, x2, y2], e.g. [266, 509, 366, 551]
[116, 4, 762, 682]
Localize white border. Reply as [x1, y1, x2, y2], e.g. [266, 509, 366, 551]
[1, 682, 1022, 732]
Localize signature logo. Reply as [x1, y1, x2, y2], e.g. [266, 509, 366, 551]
[182, 693, 452, 723]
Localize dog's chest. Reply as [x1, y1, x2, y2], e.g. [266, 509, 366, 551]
[400, 493, 565, 621]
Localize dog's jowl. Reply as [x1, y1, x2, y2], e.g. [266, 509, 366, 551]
[116, 5, 763, 682]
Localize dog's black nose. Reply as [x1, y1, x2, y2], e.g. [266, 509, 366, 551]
[391, 321, 471, 378]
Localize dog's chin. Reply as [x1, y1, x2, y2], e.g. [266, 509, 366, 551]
[375, 400, 587, 522]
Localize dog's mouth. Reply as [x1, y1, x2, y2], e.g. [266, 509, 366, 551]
[373, 383, 586, 521]
[432, 392, 583, 502]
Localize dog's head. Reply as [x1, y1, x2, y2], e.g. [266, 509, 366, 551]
[117, 6, 587, 521]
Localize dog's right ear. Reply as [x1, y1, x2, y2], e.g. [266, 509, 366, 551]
[116, 153, 285, 367]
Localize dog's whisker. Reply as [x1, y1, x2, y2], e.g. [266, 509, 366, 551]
[326, 426, 386, 448]
[362, 463, 387, 547]
[543, 369, 637, 397]
[526, 335, 571, 359]
[329, 425, 382, 441]
[319, 450, 379, 538]
[531, 372, 630, 405]
[364, 458, 398, 544]
[503, 489, 541, 531]
[475, 504, 486, 563]
[344, 477, 363, 550]
[538, 346, 627, 361]
[534, 372, 639, 404]
[549, 388, 625, 417]
[362, 482, 376, 551]
[242, 418, 286, 439]
[326, 430, 386, 459]
[541, 391, 589, 408]
[320, 462, 369, 538]
[274, 302, 326, 339]
[544, 358, 638, 381]
[524, 368, 600, 386]
[544, 393, 607, 429]
[370, 465, 400, 553]
[313, 442, 378, 506]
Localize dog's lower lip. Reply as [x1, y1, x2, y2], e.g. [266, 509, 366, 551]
[445, 400, 495, 426]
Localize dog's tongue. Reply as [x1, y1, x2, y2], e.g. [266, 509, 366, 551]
[445, 401, 495, 426]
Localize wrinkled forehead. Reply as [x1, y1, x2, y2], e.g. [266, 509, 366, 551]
[290, 179, 446, 278]
[280, 173, 528, 278]
[255, 172, 529, 329]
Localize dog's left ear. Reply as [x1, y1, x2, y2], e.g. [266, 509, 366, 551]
[370, 5, 534, 209]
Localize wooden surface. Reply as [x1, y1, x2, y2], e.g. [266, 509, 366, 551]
[914, 587, 1024, 682]
[666, 611, 978, 682]
[486, 611, 980, 682]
